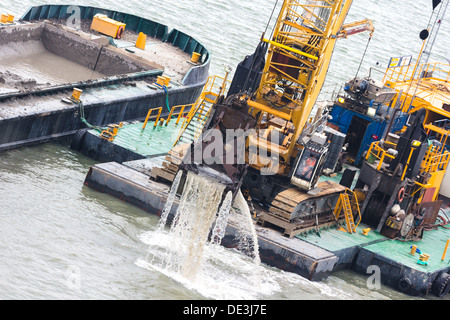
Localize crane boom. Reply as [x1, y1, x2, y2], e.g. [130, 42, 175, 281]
[247, 0, 354, 170]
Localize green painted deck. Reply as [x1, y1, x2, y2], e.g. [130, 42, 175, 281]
[363, 224, 450, 272]
[298, 216, 450, 273]
[91, 119, 183, 157]
[297, 223, 386, 252]
[315, 165, 450, 273]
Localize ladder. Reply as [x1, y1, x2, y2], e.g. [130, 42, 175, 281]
[333, 189, 361, 233]
[173, 74, 231, 146]
[175, 99, 213, 145]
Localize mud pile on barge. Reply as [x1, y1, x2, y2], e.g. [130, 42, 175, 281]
[0, 4, 210, 151]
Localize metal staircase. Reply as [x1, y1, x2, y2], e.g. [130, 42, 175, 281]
[173, 74, 231, 147]
[149, 73, 231, 183]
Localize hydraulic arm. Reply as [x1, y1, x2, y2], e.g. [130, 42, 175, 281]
[179, 0, 371, 200]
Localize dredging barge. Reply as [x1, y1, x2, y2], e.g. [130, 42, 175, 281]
[80, 0, 450, 298]
[5, 1, 440, 296]
[82, 67, 450, 298]
[0, 4, 209, 151]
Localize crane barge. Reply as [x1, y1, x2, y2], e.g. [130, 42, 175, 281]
[82, 0, 450, 297]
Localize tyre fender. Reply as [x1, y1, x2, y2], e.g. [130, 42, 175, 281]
[397, 187, 405, 203]
[431, 272, 450, 297]
[116, 26, 124, 39]
[71, 128, 88, 151]
[397, 277, 412, 293]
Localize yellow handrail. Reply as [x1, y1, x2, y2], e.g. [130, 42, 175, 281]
[365, 141, 396, 171]
[165, 104, 192, 125]
[142, 107, 162, 130]
[172, 74, 232, 146]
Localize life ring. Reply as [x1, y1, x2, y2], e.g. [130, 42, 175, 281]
[397, 187, 405, 203]
[116, 26, 124, 39]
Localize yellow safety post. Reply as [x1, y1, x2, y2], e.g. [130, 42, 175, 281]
[163, 76, 170, 86]
[402, 140, 421, 180]
[72, 88, 83, 101]
[419, 253, 430, 262]
[135, 32, 147, 50]
[100, 124, 121, 142]
[410, 245, 418, 255]
[156, 76, 166, 86]
[191, 52, 201, 63]
[442, 239, 450, 261]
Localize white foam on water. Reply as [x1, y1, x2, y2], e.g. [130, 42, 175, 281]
[137, 228, 356, 300]
[156, 170, 182, 231]
[210, 191, 232, 245]
[231, 191, 260, 264]
[137, 229, 279, 299]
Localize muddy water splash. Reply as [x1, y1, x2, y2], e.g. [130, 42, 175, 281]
[210, 191, 232, 245]
[138, 171, 272, 299]
[232, 191, 261, 264]
[147, 170, 263, 284]
[156, 170, 183, 230]
[163, 171, 226, 280]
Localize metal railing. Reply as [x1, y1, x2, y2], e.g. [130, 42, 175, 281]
[142, 107, 162, 130]
[365, 140, 397, 171]
[173, 74, 231, 146]
[165, 104, 191, 126]
[384, 61, 450, 84]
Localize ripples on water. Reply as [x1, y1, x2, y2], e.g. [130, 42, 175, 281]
[1, 0, 449, 300]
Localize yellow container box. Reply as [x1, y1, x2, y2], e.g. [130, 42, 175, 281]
[1, 14, 8, 24]
[90, 14, 126, 39]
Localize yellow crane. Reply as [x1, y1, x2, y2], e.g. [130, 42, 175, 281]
[241, 0, 362, 186]
[176, 0, 373, 233]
